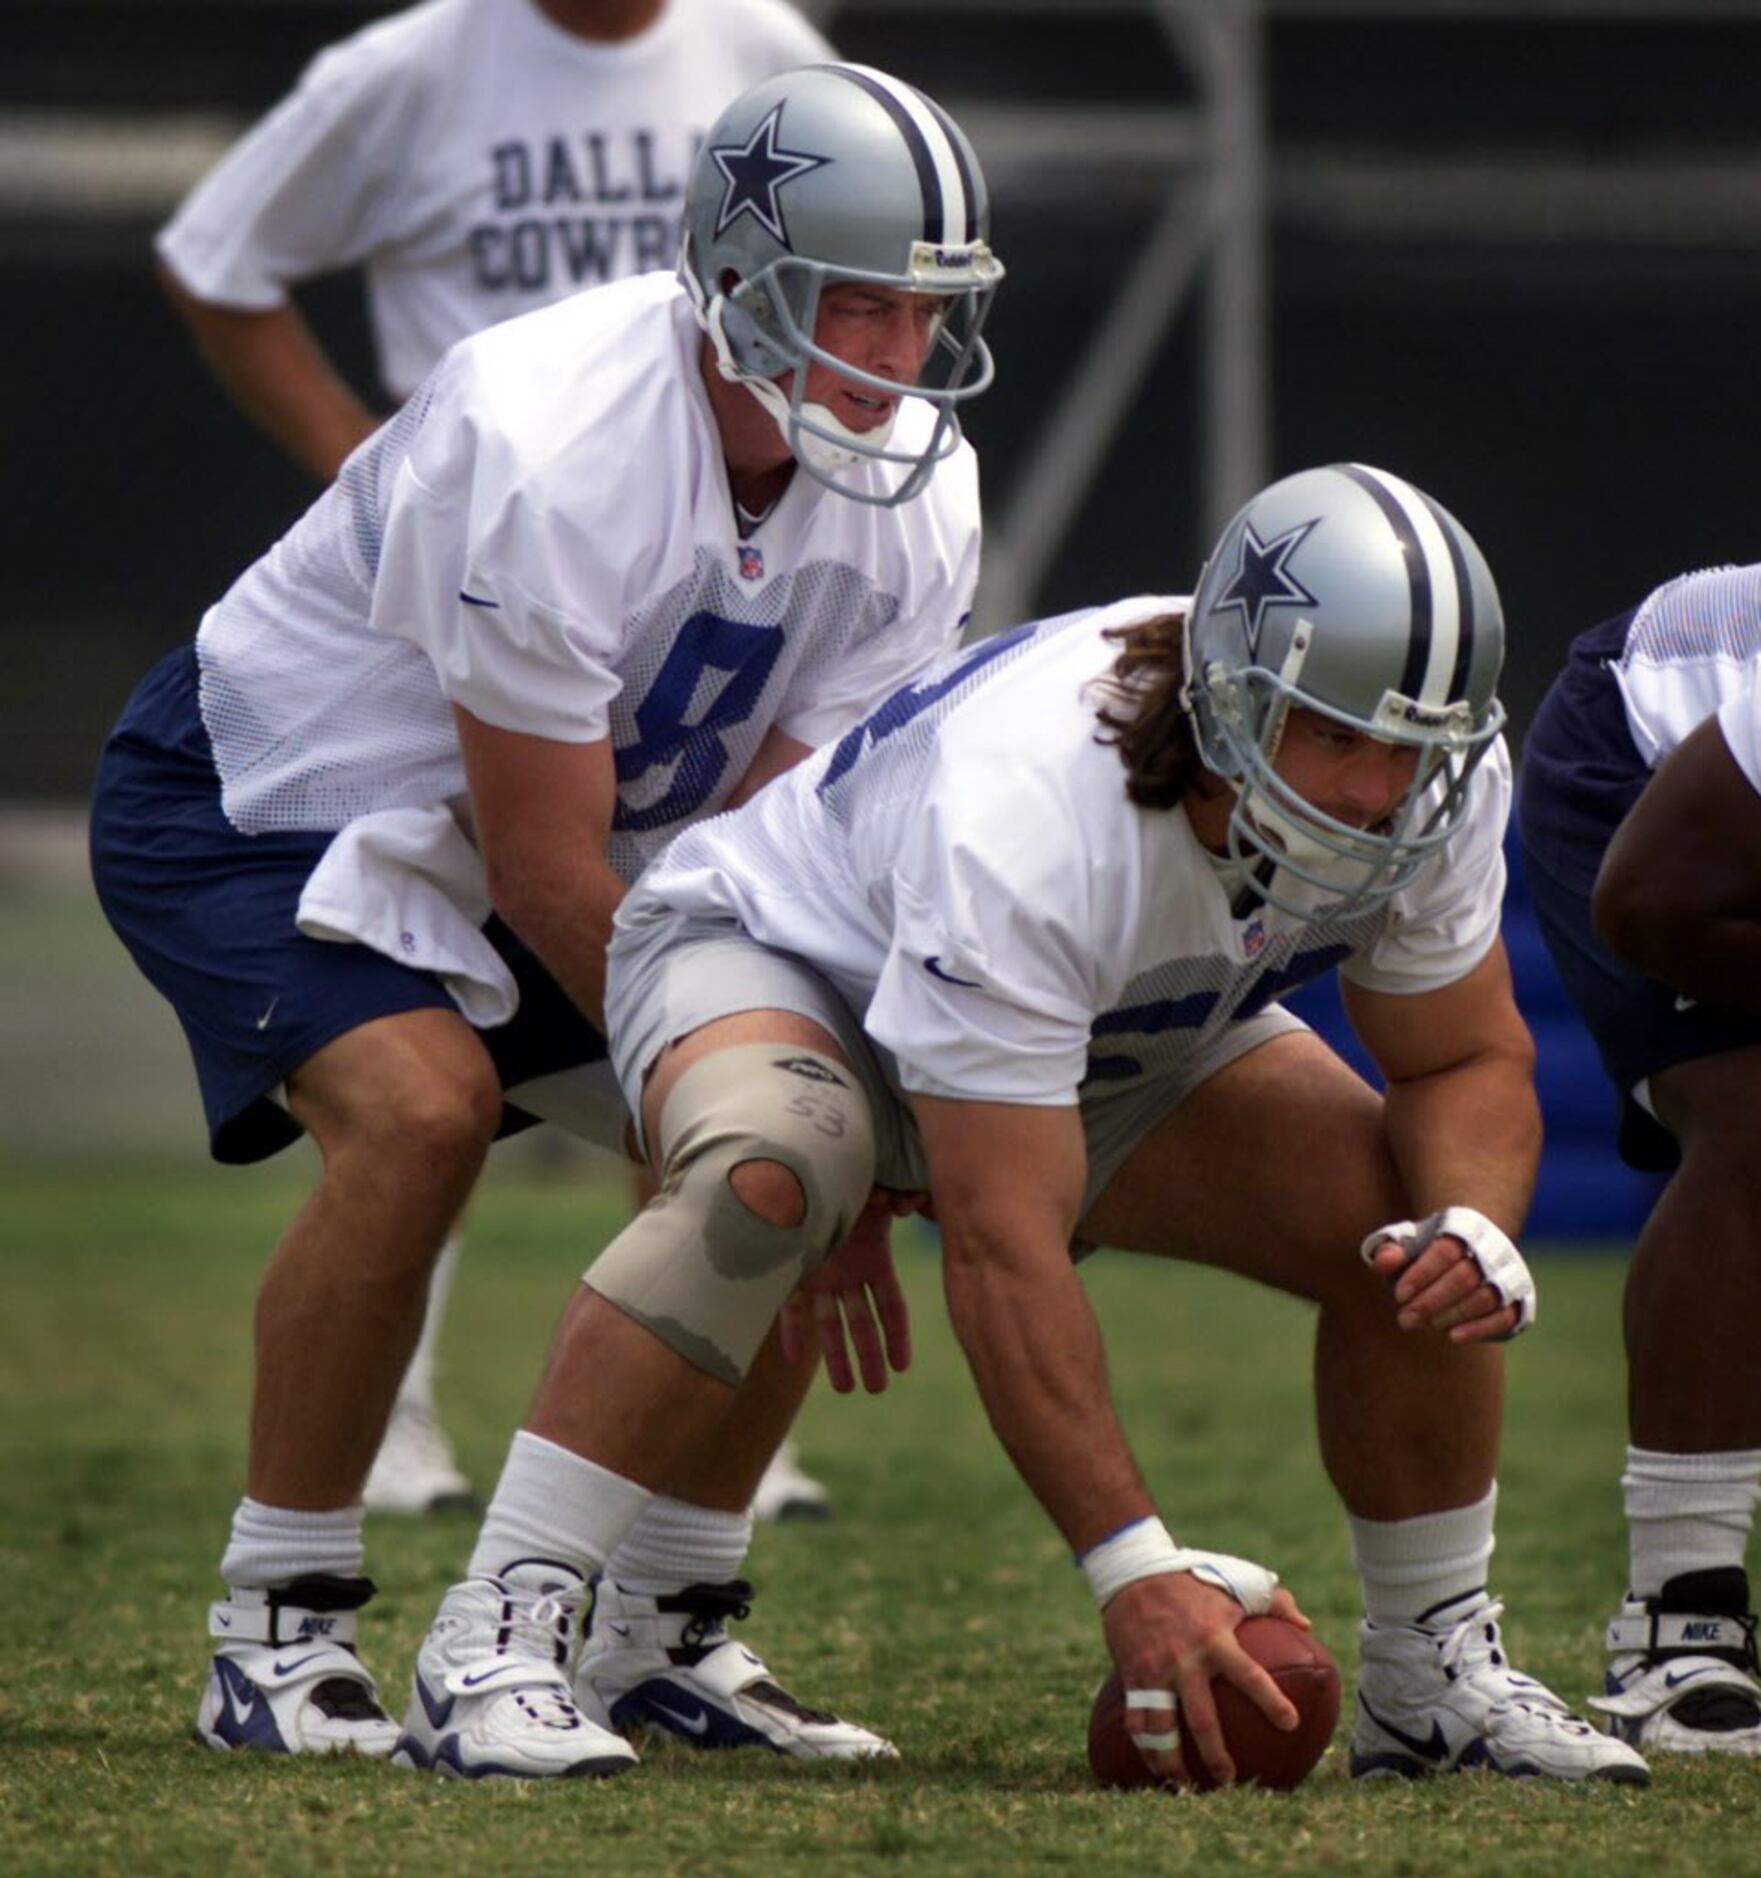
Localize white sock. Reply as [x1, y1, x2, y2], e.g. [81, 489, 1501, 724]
[399, 1231, 465, 1409]
[1350, 1487, 1497, 1627]
[1623, 1446, 1761, 1600]
[467, 1430, 652, 1582]
[604, 1497, 754, 1595]
[220, 1498, 365, 1588]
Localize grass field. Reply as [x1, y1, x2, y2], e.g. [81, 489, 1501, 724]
[4, 1156, 1758, 1876]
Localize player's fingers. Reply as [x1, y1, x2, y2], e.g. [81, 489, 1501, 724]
[1176, 1671, 1236, 1786]
[1220, 1647, 1300, 1735]
[1396, 1259, 1486, 1328]
[1124, 1689, 1187, 1786]
[778, 1297, 808, 1368]
[814, 1291, 856, 1394]
[1267, 1586, 1312, 1630]
[1390, 1238, 1464, 1305]
[874, 1269, 913, 1374]
[841, 1286, 889, 1393]
[1447, 1299, 1522, 1343]
[1368, 1241, 1411, 1284]
[1426, 1278, 1501, 1333]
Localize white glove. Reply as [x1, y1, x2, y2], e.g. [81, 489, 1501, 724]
[1361, 1204, 1536, 1339]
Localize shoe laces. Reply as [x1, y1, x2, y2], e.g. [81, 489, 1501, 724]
[495, 1581, 581, 1669]
[1432, 1598, 1567, 1716]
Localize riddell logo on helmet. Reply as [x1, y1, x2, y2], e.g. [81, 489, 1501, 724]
[1375, 691, 1459, 732]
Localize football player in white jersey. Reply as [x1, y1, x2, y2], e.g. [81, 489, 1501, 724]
[1519, 566, 1761, 1757]
[398, 464, 1649, 1785]
[91, 64, 1002, 1767]
[159, 0, 835, 1520]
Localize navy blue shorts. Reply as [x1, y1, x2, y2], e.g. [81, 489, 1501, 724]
[1518, 612, 1761, 1171]
[89, 646, 606, 1164]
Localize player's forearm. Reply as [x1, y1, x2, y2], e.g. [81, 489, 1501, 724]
[486, 852, 625, 1032]
[159, 267, 379, 481]
[1380, 1043, 1540, 1237]
[939, 1216, 1155, 1555]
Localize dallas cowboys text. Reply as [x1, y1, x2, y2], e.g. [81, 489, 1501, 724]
[470, 131, 703, 293]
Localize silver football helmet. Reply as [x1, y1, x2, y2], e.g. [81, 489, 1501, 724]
[679, 62, 1004, 506]
[1185, 463, 1507, 916]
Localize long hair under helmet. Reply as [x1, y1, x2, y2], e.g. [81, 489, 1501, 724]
[1184, 463, 1507, 917]
[679, 62, 1004, 507]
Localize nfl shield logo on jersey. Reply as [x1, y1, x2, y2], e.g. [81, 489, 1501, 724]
[738, 544, 765, 581]
[1241, 918, 1268, 959]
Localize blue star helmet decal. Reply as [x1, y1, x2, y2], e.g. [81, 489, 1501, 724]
[1215, 517, 1321, 661]
[709, 103, 831, 248]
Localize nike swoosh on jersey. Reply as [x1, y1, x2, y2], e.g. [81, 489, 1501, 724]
[923, 955, 981, 988]
[459, 590, 501, 609]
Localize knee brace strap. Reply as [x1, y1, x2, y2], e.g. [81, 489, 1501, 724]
[583, 1043, 875, 1386]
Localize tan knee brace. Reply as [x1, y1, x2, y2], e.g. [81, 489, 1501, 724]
[583, 1043, 875, 1385]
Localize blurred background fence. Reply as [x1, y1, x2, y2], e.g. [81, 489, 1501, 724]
[6, 0, 1753, 1220]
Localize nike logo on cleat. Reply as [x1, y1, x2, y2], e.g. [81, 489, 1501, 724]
[1358, 1695, 1452, 1763]
[647, 1699, 711, 1736]
[272, 1652, 330, 1678]
[1665, 1665, 1721, 1689]
[459, 1667, 511, 1689]
[606, 1622, 632, 1638]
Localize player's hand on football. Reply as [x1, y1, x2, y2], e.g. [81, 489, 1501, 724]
[1365, 1206, 1536, 1344]
[1101, 1574, 1306, 1787]
[779, 1189, 915, 1393]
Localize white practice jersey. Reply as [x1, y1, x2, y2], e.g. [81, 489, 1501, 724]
[1612, 564, 1761, 793]
[157, 0, 831, 399]
[640, 598, 1512, 1106]
[195, 272, 980, 881]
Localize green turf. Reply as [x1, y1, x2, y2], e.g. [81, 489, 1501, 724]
[1, 1158, 1753, 1875]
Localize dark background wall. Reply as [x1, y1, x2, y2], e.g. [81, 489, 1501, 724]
[8, 1, 1761, 797]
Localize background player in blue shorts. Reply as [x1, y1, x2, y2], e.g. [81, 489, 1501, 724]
[1520, 564, 1761, 1758]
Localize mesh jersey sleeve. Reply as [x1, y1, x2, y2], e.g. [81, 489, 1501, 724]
[369, 359, 625, 743]
[155, 40, 422, 306]
[866, 760, 1102, 1105]
[775, 461, 981, 750]
[1339, 737, 1512, 995]
[1714, 660, 1761, 797]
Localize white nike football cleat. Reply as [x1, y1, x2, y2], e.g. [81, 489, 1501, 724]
[362, 1395, 477, 1515]
[1590, 1570, 1761, 1756]
[393, 1559, 638, 1779]
[195, 1577, 399, 1758]
[577, 1578, 895, 1759]
[751, 1439, 832, 1522]
[1351, 1593, 1650, 1784]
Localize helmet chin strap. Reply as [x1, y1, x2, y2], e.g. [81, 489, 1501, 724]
[704, 293, 898, 479]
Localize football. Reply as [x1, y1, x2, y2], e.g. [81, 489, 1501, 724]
[1087, 1616, 1341, 1792]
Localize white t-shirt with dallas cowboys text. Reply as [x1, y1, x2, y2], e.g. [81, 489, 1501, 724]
[637, 597, 1512, 1107]
[194, 271, 981, 883]
[156, 0, 831, 399]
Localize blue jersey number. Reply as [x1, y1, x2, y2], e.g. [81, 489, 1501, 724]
[613, 613, 784, 833]
[818, 623, 1034, 796]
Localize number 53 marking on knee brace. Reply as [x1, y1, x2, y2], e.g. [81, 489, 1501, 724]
[785, 1092, 848, 1138]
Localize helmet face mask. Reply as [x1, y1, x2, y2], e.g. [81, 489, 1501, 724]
[1186, 463, 1507, 919]
[680, 64, 1004, 506]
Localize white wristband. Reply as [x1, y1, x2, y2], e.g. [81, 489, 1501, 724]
[1080, 1517, 1181, 1608]
[1079, 1518, 1282, 1614]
